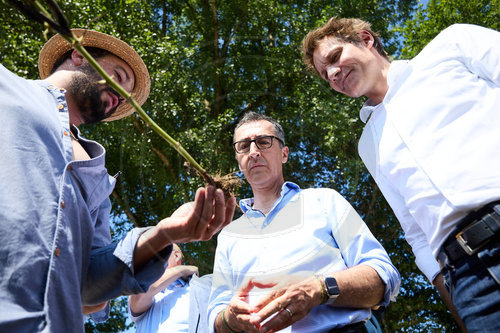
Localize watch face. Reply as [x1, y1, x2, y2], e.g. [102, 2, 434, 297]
[325, 277, 339, 297]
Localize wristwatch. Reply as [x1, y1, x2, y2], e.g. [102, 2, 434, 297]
[324, 276, 340, 305]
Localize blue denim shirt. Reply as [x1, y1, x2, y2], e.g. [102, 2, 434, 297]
[0, 64, 170, 332]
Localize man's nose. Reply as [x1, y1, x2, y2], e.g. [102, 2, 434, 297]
[327, 66, 340, 82]
[249, 142, 261, 156]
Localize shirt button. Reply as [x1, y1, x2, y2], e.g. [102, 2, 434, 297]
[61, 201, 65, 209]
[63, 130, 69, 136]
[59, 88, 65, 92]
[66, 165, 71, 171]
[58, 104, 64, 110]
[54, 248, 60, 257]
[48, 85, 55, 90]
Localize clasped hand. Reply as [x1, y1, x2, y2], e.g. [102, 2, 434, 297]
[223, 276, 322, 333]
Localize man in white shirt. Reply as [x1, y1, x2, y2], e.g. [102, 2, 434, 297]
[129, 244, 212, 332]
[208, 112, 400, 333]
[301, 17, 500, 332]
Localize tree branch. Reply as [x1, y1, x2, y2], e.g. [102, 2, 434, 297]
[221, 0, 248, 58]
[112, 190, 138, 226]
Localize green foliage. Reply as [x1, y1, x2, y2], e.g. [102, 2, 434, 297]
[85, 297, 133, 332]
[4, 0, 495, 331]
[398, 0, 499, 58]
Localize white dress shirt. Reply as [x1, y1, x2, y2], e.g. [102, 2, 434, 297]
[358, 24, 500, 281]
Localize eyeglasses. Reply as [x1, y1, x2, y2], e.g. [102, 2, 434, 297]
[232, 135, 284, 154]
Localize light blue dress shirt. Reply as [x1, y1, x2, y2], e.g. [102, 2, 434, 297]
[131, 274, 212, 333]
[0, 64, 170, 332]
[208, 182, 400, 332]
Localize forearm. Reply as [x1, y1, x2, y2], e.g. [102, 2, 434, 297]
[433, 273, 468, 332]
[83, 228, 171, 305]
[148, 265, 188, 295]
[331, 265, 385, 308]
[214, 307, 256, 333]
[129, 293, 154, 316]
[214, 310, 229, 333]
[133, 226, 169, 271]
[129, 266, 192, 316]
[82, 301, 108, 315]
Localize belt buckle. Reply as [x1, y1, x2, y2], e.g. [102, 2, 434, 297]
[455, 230, 477, 256]
[455, 216, 493, 256]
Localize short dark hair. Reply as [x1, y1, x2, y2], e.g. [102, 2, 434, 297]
[50, 47, 111, 74]
[302, 17, 388, 76]
[234, 111, 285, 146]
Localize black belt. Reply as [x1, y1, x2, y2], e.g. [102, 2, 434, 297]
[439, 201, 500, 264]
[328, 321, 366, 333]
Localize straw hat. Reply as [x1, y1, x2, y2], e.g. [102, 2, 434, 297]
[38, 29, 150, 121]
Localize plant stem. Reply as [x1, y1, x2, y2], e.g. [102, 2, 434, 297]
[69, 33, 214, 185]
[6, 0, 214, 185]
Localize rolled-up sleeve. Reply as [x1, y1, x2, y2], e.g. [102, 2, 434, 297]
[82, 224, 172, 305]
[331, 193, 401, 305]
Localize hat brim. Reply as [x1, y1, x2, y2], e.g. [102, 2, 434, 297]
[38, 29, 150, 121]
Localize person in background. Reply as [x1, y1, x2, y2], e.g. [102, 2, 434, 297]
[129, 243, 212, 332]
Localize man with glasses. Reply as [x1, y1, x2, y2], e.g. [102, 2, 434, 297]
[208, 112, 400, 333]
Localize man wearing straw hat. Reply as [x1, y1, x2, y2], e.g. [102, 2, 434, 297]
[0, 29, 236, 332]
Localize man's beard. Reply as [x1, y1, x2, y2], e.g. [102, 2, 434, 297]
[67, 63, 121, 124]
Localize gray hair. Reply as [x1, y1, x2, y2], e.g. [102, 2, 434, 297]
[234, 111, 285, 146]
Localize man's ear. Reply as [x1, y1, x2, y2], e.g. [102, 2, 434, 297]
[174, 250, 182, 264]
[358, 30, 374, 49]
[70, 49, 85, 67]
[281, 146, 289, 163]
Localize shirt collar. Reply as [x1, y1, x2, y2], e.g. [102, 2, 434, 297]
[239, 182, 300, 224]
[359, 60, 410, 124]
[170, 277, 189, 289]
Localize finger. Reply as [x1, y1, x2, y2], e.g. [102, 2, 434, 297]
[232, 279, 258, 313]
[190, 187, 206, 223]
[259, 307, 294, 333]
[231, 298, 255, 314]
[223, 195, 237, 228]
[194, 186, 214, 236]
[238, 278, 257, 295]
[253, 294, 288, 323]
[226, 307, 260, 333]
[234, 314, 261, 333]
[251, 285, 284, 312]
[204, 188, 226, 238]
[170, 201, 195, 218]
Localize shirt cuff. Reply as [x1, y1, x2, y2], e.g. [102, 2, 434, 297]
[88, 302, 110, 323]
[364, 261, 401, 305]
[128, 303, 147, 323]
[414, 246, 441, 282]
[114, 227, 173, 294]
[208, 304, 226, 333]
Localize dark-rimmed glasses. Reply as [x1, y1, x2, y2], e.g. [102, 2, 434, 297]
[232, 135, 284, 154]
